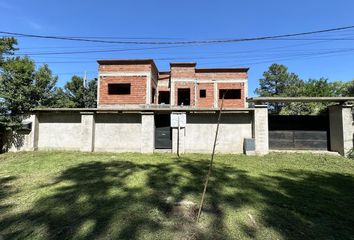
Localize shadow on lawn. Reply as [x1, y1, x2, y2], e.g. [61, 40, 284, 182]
[0, 176, 17, 213]
[0, 157, 353, 240]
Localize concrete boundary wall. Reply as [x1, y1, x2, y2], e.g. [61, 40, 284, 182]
[10, 109, 272, 155]
[11, 106, 354, 156]
[37, 112, 81, 150]
[183, 113, 252, 153]
[94, 113, 142, 152]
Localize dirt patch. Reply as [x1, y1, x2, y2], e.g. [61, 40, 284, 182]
[169, 199, 198, 221]
[163, 197, 207, 239]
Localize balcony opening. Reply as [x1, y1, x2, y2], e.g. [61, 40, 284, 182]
[178, 88, 190, 106]
[158, 91, 170, 104]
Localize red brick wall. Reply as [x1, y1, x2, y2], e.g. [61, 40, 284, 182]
[197, 83, 214, 108]
[217, 82, 245, 108]
[195, 72, 247, 79]
[171, 66, 195, 78]
[99, 76, 146, 105]
[99, 64, 151, 72]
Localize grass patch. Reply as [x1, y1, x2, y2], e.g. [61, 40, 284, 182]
[0, 151, 353, 239]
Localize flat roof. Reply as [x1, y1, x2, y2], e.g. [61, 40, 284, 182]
[247, 97, 354, 103]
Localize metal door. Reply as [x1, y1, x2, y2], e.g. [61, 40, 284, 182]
[155, 114, 172, 149]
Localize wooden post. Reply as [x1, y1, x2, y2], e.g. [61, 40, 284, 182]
[196, 91, 226, 222]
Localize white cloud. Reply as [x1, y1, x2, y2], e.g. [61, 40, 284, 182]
[27, 20, 43, 30]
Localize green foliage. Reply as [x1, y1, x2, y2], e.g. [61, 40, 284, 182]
[255, 63, 303, 97]
[344, 79, 354, 96]
[280, 78, 349, 115]
[51, 88, 76, 108]
[62, 75, 97, 108]
[256, 64, 351, 115]
[0, 57, 58, 123]
[0, 37, 17, 65]
[255, 64, 303, 113]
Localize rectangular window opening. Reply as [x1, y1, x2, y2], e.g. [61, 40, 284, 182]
[200, 89, 206, 98]
[219, 89, 241, 99]
[108, 83, 131, 95]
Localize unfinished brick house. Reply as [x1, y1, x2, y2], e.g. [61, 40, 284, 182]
[12, 58, 354, 156]
[97, 59, 248, 108]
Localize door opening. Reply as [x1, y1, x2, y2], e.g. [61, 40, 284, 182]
[155, 114, 172, 149]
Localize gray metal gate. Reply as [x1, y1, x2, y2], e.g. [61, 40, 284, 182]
[269, 115, 329, 150]
[155, 114, 172, 149]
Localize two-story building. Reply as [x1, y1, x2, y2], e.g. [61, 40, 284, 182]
[10, 58, 271, 155]
[97, 59, 248, 109]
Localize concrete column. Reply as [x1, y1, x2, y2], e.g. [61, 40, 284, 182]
[30, 114, 39, 151]
[171, 112, 186, 154]
[80, 112, 95, 152]
[141, 112, 155, 153]
[213, 82, 218, 108]
[329, 105, 354, 156]
[170, 80, 175, 106]
[253, 105, 269, 155]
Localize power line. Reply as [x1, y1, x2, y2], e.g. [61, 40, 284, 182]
[12, 39, 332, 58]
[8, 40, 347, 57]
[1, 25, 354, 45]
[32, 47, 354, 65]
[12, 44, 191, 56]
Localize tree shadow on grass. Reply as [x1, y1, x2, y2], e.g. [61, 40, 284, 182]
[0, 176, 17, 213]
[0, 156, 353, 240]
[255, 170, 354, 240]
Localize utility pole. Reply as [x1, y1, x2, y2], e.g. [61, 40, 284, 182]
[83, 71, 87, 107]
[83, 71, 87, 88]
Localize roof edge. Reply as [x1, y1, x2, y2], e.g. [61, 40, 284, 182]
[170, 62, 197, 67]
[97, 59, 158, 73]
[196, 67, 249, 73]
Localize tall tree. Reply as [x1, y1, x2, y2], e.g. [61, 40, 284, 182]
[0, 37, 17, 66]
[63, 75, 97, 108]
[255, 64, 303, 113]
[51, 88, 76, 108]
[0, 57, 58, 122]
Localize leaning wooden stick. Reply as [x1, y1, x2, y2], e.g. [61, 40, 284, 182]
[196, 91, 227, 222]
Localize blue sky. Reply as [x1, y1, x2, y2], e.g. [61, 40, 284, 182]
[0, 0, 353, 96]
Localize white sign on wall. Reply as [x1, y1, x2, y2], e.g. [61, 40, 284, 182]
[171, 113, 186, 128]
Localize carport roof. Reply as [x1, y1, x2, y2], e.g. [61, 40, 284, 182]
[247, 97, 354, 104]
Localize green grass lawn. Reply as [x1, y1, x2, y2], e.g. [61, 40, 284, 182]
[0, 151, 353, 240]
